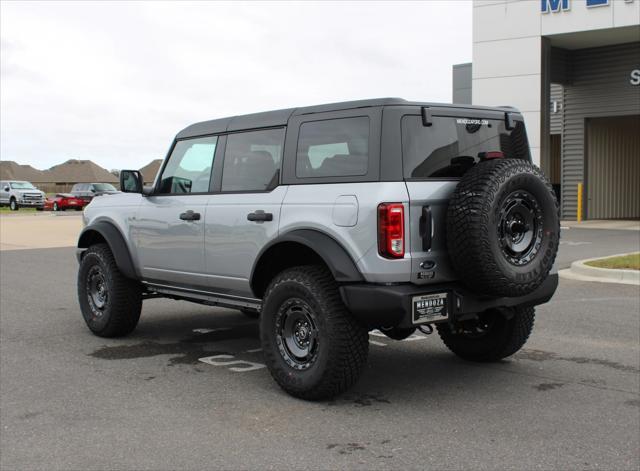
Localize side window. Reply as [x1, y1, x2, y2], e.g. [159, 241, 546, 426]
[221, 128, 284, 192]
[296, 117, 369, 178]
[157, 136, 218, 194]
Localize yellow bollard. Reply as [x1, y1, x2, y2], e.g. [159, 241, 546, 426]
[577, 182, 583, 222]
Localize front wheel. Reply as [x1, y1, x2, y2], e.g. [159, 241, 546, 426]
[53, 202, 59, 211]
[436, 306, 534, 362]
[260, 265, 369, 400]
[9, 199, 18, 211]
[77, 243, 142, 337]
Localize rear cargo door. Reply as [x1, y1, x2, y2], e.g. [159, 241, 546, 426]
[400, 108, 530, 285]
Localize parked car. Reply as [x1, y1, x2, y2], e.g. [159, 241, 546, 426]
[0, 180, 45, 211]
[44, 193, 88, 211]
[77, 98, 560, 400]
[70, 183, 119, 202]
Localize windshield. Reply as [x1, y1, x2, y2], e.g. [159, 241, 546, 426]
[93, 183, 117, 191]
[402, 116, 530, 179]
[10, 182, 36, 189]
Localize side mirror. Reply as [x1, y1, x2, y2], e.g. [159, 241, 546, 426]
[120, 170, 144, 193]
[3, 186, 9, 192]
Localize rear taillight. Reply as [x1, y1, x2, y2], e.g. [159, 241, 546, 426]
[378, 203, 405, 259]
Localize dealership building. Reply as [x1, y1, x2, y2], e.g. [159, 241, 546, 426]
[453, 0, 640, 220]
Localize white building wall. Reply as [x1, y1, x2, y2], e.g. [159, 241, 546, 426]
[471, 0, 639, 166]
[472, 0, 543, 164]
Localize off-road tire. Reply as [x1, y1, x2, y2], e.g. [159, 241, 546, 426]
[447, 158, 559, 297]
[436, 306, 534, 362]
[9, 198, 18, 211]
[77, 243, 142, 337]
[260, 265, 368, 400]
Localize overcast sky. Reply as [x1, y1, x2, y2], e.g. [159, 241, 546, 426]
[1, 1, 471, 171]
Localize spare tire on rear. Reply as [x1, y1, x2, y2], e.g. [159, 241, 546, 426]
[446, 158, 559, 297]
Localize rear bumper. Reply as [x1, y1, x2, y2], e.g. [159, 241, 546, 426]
[340, 274, 558, 329]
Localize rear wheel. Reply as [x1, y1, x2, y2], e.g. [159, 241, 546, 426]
[260, 265, 368, 400]
[53, 202, 59, 211]
[77, 243, 142, 337]
[436, 306, 534, 362]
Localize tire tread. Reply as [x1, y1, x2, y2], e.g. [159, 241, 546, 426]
[446, 158, 560, 297]
[78, 243, 142, 337]
[261, 265, 368, 400]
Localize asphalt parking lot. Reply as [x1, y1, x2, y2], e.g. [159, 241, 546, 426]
[1, 226, 639, 470]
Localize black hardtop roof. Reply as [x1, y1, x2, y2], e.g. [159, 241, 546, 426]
[176, 98, 518, 139]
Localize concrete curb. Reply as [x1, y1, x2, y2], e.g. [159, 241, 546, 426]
[559, 252, 640, 286]
[560, 220, 640, 231]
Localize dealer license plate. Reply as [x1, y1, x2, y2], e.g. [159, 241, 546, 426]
[412, 292, 449, 325]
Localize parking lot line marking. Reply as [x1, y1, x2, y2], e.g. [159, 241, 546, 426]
[245, 348, 262, 353]
[198, 354, 266, 372]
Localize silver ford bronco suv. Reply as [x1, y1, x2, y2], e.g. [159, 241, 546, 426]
[77, 98, 560, 400]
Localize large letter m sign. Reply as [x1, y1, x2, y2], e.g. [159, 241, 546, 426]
[541, 0, 570, 13]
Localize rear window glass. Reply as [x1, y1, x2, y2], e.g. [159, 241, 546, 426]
[402, 116, 529, 179]
[296, 117, 369, 178]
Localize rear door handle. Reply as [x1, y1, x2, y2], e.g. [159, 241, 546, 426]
[419, 205, 432, 251]
[179, 210, 201, 221]
[247, 210, 273, 222]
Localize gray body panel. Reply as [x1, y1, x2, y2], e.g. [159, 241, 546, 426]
[133, 194, 210, 287]
[280, 182, 411, 284]
[204, 186, 288, 295]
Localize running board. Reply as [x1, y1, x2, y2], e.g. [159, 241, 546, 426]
[143, 282, 262, 311]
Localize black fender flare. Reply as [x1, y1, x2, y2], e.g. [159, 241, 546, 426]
[77, 221, 137, 280]
[250, 229, 363, 294]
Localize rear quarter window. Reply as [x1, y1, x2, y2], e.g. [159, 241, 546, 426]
[296, 116, 369, 178]
[402, 116, 530, 179]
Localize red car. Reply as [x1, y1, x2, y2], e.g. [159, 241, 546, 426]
[44, 193, 88, 211]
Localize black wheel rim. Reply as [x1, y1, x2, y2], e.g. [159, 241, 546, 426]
[86, 265, 108, 315]
[497, 190, 543, 266]
[275, 298, 319, 370]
